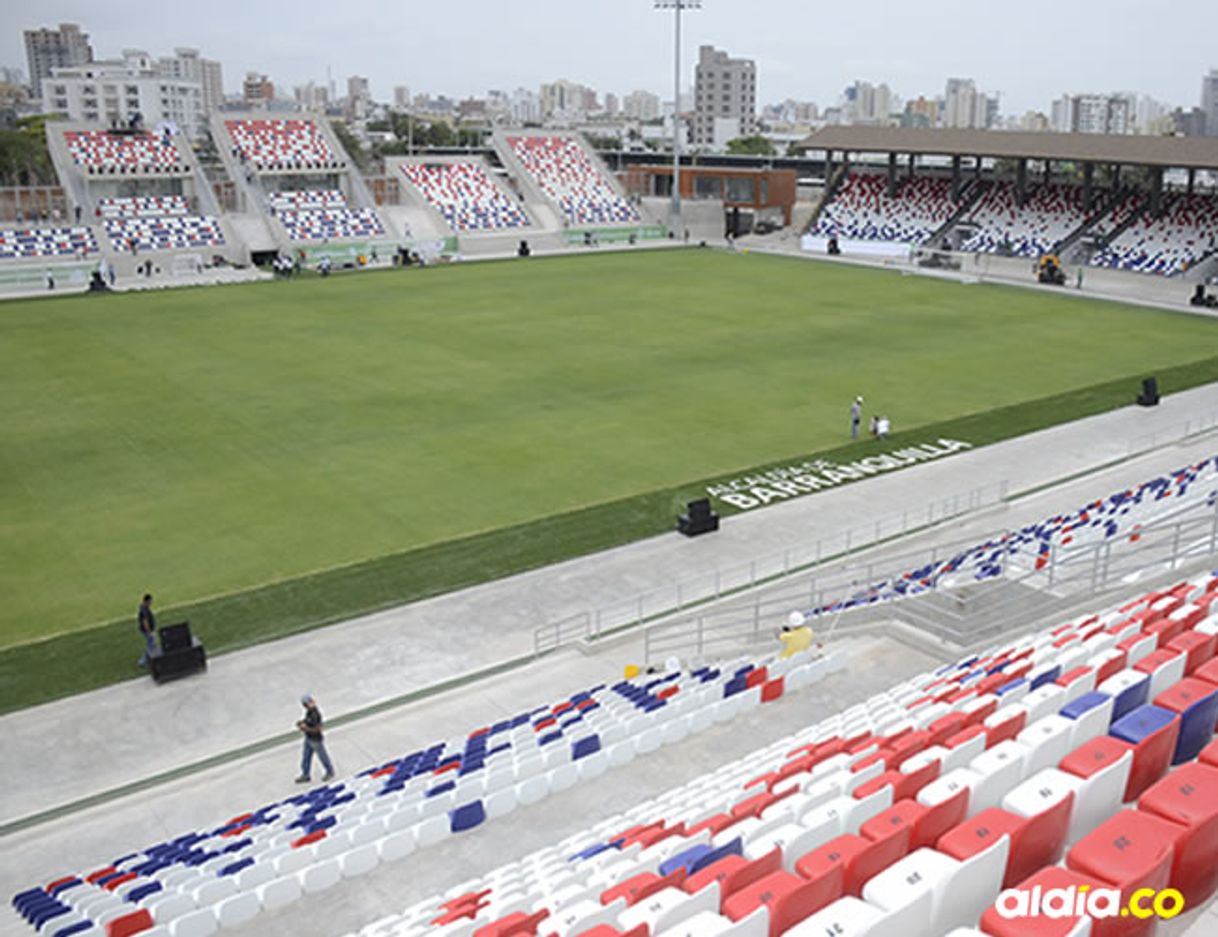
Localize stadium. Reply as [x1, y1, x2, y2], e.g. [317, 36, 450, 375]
[3, 10, 1218, 937]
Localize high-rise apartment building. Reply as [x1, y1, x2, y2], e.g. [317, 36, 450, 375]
[1051, 93, 1133, 134]
[157, 48, 223, 120]
[942, 78, 991, 129]
[24, 22, 93, 98]
[243, 73, 274, 107]
[623, 90, 660, 121]
[1202, 69, 1218, 137]
[693, 45, 756, 147]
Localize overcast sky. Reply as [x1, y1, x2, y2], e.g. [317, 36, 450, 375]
[3, 1, 1215, 116]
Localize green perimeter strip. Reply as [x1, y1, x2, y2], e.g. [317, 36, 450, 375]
[3, 355, 1218, 715]
[0, 646, 551, 838]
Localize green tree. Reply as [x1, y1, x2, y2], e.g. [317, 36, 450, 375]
[329, 120, 369, 171]
[725, 135, 776, 156]
[0, 115, 56, 186]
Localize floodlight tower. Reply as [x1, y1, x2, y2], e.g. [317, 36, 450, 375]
[654, 0, 701, 235]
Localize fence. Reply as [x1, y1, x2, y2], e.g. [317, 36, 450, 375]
[640, 496, 1218, 665]
[532, 480, 1008, 654]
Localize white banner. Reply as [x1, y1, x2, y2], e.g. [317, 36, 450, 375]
[706, 438, 973, 510]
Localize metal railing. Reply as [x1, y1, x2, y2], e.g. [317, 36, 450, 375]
[640, 496, 1218, 664]
[532, 480, 1009, 654]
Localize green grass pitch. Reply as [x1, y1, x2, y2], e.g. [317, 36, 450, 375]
[2, 249, 1216, 654]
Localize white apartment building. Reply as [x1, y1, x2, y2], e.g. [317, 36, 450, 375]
[623, 90, 660, 121]
[157, 48, 222, 122]
[44, 49, 204, 139]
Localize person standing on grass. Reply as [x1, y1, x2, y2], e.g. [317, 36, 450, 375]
[137, 593, 156, 667]
[296, 694, 335, 784]
[850, 396, 863, 440]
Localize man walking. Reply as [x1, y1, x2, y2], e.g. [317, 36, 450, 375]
[850, 396, 863, 440]
[137, 593, 156, 668]
[296, 694, 335, 784]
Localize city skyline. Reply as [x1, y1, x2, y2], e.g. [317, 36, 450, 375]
[2, 0, 1214, 120]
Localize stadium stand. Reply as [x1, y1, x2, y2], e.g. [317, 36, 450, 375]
[224, 119, 343, 172]
[504, 136, 639, 227]
[9, 657, 857, 937]
[0, 226, 98, 260]
[273, 195, 385, 241]
[813, 172, 959, 245]
[97, 196, 191, 219]
[63, 130, 186, 176]
[958, 182, 1097, 257]
[1090, 193, 1218, 276]
[268, 190, 349, 212]
[104, 215, 225, 253]
[797, 457, 1218, 618]
[400, 162, 530, 232]
[258, 569, 1218, 937]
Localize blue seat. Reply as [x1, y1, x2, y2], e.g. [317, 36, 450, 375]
[995, 677, 1027, 697]
[688, 836, 743, 875]
[450, 800, 486, 834]
[126, 881, 162, 903]
[53, 922, 95, 937]
[1030, 665, 1062, 690]
[1109, 704, 1177, 746]
[1107, 671, 1150, 721]
[571, 735, 601, 761]
[659, 843, 713, 877]
[1060, 691, 1113, 726]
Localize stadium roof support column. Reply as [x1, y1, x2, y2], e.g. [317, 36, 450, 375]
[951, 155, 961, 202]
[888, 152, 898, 197]
[973, 155, 982, 181]
[1083, 162, 1094, 212]
[1187, 167, 1195, 196]
[1149, 166, 1164, 216]
[907, 152, 915, 179]
[1113, 164, 1122, 191]
[1016, 158, 1028, 208]
[825, 149, 835, 184]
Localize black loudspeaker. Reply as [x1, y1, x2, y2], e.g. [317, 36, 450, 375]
[151, 621, 207, 683]
[678, 498, 720, 537]
[1137, 377, 1160, 407]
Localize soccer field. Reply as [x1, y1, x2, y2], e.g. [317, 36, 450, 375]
[2, 249, 1216, 653]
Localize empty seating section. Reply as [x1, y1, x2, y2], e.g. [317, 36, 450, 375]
[269, 190, 348, 212]
[105, 216, 224, 253]
[801, 457, 1218, 617]
[814, 173, 957, 244]
[401, 162, 529, 232]
[506, 136, 639, 226]
[63, 130, 185, 175]
[270, 189, 384, 241]
[959, 183, 1096, 257]
[97, 195, 190, 219]
[225, 119, 341, 171]
[1090, 194, 1218, 276]
[11, 657, 855, 937]
[0, 226, 97, 260]
[325, 569, 1218, 937]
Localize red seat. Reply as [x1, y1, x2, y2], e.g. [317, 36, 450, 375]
[999, 776, 1077, 887]
[105, 910, 155, 937]
[1055, 666, 1096, 700]
[791, 840, 846, 910]
[1094, 650, 1128, 684]
[722, 870, 831, 937]
[1194, 656, 1218, 688]
[1165, 630, 1215, 674]
[744, 667, 768, 689]
[687, 849, 781, 908]
[1143, 617, 1185, 648]
[1137, 761, 1218, 906]
[683, 853, 746, 898]
[979, 864, 1108, 937]
[984, 709, 1028, 748]
[1108, 705, 1181, 800]
[1066, 809, 1184, 937]
[760, 677, 784, 703]
[474, 910, 550, 937]
[927, 712, 968, 746]
[793, 834, 889, 899]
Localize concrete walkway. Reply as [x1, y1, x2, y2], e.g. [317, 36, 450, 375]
[2, 382, 1216, 828]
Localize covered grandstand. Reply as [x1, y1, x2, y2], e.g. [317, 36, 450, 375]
[795, 128, 1218, 279]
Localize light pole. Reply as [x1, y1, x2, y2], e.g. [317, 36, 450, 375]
[654, 0, 700, 235]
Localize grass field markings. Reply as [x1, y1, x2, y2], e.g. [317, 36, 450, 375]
[0, 645, 552, 838]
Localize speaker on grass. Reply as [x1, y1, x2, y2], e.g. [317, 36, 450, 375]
[1137, 377, 1159, 407]
[678, 498, 720, 537]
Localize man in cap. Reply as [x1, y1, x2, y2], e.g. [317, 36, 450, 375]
[850, 396, 863, 440]
[295, 693, 335, 783]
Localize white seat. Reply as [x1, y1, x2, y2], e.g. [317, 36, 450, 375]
[169, 908, 219, 937]
[743, 822, 826, 871]
[1061, 693, 1113, 749]
[1015, 715, 1075, 776]
[191, 878, 236, 908]
[377, 828, 417, 863]
[657, 908, 765, 937]
[485, 787, 518, 819]
[299, 858, 342, 894]
[863, 847, 962, 937]
[940, 733, 985, 772]
[516, 775, 550, 806]
[1061, 748, 1132, 845]
[577, 752, 609, 781]
[1020, 684, 1066, 723]
[1143, 652, 1186, 699]
[233, 861, 274, 891]
[938, 834, 1009, 932]
[548, 896, 624, 937]
[150, 892, 196, 923]
[636, 727, 665, 754]
[783, 896, 901, 937]
[214, 891, 259, 929]
[1120, 633, 1157, 667]
[340, 843, 380, 878]
[255, 875, 301, 912]
[967, 741, 1029, 814]
[619, 885, 718, 935]
[550, 762, 580, 793]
